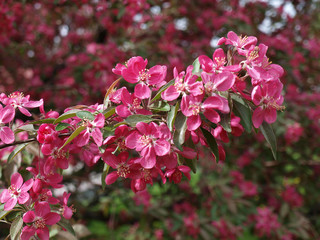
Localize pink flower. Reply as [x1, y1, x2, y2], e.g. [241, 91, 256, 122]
[121, 56, 167, 99]
[0, 172, 33, 211]
[21, 202, 61, 240]
[255, 207, 280, 237]
[165, 166, 191, 184]
[251, 80, 284, 128]
[217, 31, 257, 55]
[102, 151, 141, 185]
[199, 48, 241, 74]
[60, 192, 74, 219]
[76, 113, 105, 147]
[201, 71, 236, 95]
[181, 95, 229, 131]
[0, 105, 15, 144]
[161, 66, 203, 101]
[0, 92, 43, 117]
[115, 87, 152, 118]
[125, 122, 171, 169]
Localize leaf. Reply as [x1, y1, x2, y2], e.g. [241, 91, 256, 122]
[58, 218, 76, 236]
[59, 126, 86, 151]
[103, 78, 121, 107]
[0, 210, 10, 220]
[28, 118, 56, 124]
[124, 114, 154, 127]
[201, 127, 219, 163]
[15, 124, 35, 133]
[167, 102, 179, 131]
[260, 121, 277, 160]
[220, 113, 232, 133]
[101, 163, 110, 191]
[231, 94, 252, 133]
[53, 109, 81, 124]
[103, 107, 116, 119]
[7, 143, 29, 163]
[76, 111, 95, 121]
[173, 112, 187, 151]
[55, 123, 70, 131]
[10, 216, 23, 240]
[184, 157, 197, 173]
[150, 79, 175, 103]
[192, 57, 200, 74]
[150, 101, 170, 112]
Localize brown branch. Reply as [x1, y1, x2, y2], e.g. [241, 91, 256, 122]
[0, 133, 71, 150]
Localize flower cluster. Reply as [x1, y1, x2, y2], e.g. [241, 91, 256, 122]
[0, 32, 285, 239]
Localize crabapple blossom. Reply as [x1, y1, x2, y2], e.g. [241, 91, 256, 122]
[0, 105, 15, 144]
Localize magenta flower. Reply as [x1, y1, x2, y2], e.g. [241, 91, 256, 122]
[251, 80, 284, 128]
[76, 113, 105, 147]
[181, 95, 229, 131]
[0, 105, 15, 144]
[199, 48, 241, 74]
[218, 31, 257, 55]
[21, 202, 61, 240]
[165, 166, 191, 184]
[125, 122, 171, 169]
[0, 172, 33, 211]
[115, 87, 152, 118]
[161, 66, 203, 101]
[201, 71, 236, 95]
[102, 151, 141, 185]
[0, 92, 43, 117]
[60, 192, 74, 219]
[121, 56, 167, 99]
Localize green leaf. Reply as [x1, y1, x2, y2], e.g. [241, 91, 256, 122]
[173, 112, 187, 151]
[220, 113, 232, 133]
[124, 114, 154, 127]
[0, 209, 10, 220]
[231, 94, 252, 133]
[57, 218, 76, 236]
[28, 118, 56, 124]
[7, 143, 29, 163]
[167, 102, 179, 131]
[260, 122, 277, 160]
[150, 101, 170, 112]
[192, 57, 200, 74]
[201, 127, 219, 163]
[10, 216, 23, 240]
[53, 109, 81, 124]
[15, 124, 35, 133]
[59, 126, 86, 151]
[55, 122, 70, 131]
[76, 111, 95, 121]
[184, 157, 197, 173]
[101, 163, 110, 191]
[150, 79, 175, 103]
[103, 107, 116, 119]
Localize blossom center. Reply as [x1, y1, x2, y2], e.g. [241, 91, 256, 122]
[34, 218, 46, 229]
[189, 104, 201, 116]
[214, 57, 226, 68]
[118, 164, 130, 178]
[138, 69, 151, 82]
[139, 135, 153, 146]
[8, 184, 20, 197]
[238, 35, 248, 47]
[174, 78, 185, 92]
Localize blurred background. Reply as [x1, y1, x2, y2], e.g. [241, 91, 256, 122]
[0, 0, 320, 239]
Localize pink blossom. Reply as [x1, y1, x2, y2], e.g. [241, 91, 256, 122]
[0, 105, 15, 144]
[199, 48, 241, 74]
[121, 56, 167, 99]
[218, 31, 257, 55]
[161, 66, 203, 101]
[60, 192, 74, 219]
[125, 122, 171, 169]
[0, 92, 43, 117]
[251, 80, 284, 128]
[255, 207, 280, 237]
[21, 202, 61, 240]
[76, 113, 105, 147]
[115, 87, 152, 118]
[0, 172, 33, 211]
[165, 166, 191, 184]
[202, 71, 236, 95]
[181, 95, 229, 131]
